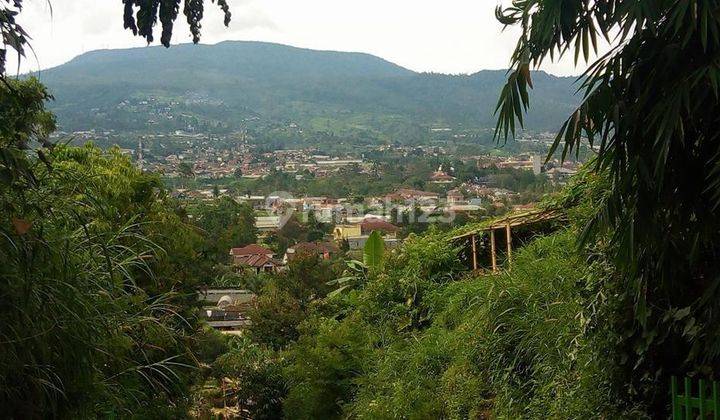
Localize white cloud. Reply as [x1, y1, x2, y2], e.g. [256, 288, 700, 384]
[9, 0, 587, 76]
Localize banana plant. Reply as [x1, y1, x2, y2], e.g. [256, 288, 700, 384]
[327, 231, 385, 297]
[363, 230, 385, 271]
[326, 259, 366, 297]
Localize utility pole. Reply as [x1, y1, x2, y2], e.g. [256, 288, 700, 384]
[137, 137, 144, 171]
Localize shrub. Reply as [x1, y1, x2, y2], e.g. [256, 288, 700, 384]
[282, 229, 644, 418]
[211, 336, 286, 419]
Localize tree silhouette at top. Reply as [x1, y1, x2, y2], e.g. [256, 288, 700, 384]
[0, 0, 232, 77]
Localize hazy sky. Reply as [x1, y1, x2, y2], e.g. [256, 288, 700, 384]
[10, 0, 583, 76]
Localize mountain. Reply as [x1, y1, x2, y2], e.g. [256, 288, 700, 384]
[34, 41, 578, 135]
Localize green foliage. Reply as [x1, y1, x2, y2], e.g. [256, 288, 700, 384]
[249, 254, 338, 349]
[362, 230, 384, 271]
[249, 283, 306, 350]
[277, 253, 336, 306]
[282, 317, 373, 420]
[0, 77, 56, 148]
[496, 1, 720, 412]
[48, 144, 205, 297]
[211, 336, 285, 419]
[278, 230, 465, 417]
[177, 161, 194, 178]
[449, 233, 622, 418]
[210, 264, 270, 292]
[0, 1, 29, 75]
[193, 326, 230, 364]
[280, 229, 642, 418]
[0, 79, 203, 417]
[192, 196, 256, 264]
[326, 259, 368, 297]
[122, 0, 231, 46]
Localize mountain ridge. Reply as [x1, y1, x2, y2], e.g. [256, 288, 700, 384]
[33, 40, 579, 135]
[40, 40, 571, 79]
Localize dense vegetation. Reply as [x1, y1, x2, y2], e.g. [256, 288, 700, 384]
[168, 155, 554, 203]
[0, 79, 206, 416]
[0, 78, 250, 416]
[193, 172, 652, 418]
[496, 0, 720, 412]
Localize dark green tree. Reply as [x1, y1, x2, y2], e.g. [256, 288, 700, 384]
[0, 80, 203, 416]
[249, 254, 337, 349]
[211, 337, 286, 418]
[178, 161, 194, 178]
[194, 196, 256, 263]
[248, 283, 306, 350]
[496, 0, 720, 412]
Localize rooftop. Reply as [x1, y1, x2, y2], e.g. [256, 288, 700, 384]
[230, 244, 274, 256]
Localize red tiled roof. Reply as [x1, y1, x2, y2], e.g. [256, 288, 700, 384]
[430, 171, 455, 181]
[233, 254, 280, 268]
[229, 244, 274, 256]
[361, 218, 399, 234]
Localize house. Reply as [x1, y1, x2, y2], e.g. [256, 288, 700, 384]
[284, 241, 338, 263]
[429, 167, 455, 184]
[385, 188, 440, 203]
[446, 189, 464, 204]
[360, 218, 399, 237]
[333, 224, 362, 240]
[255, 216, 282, 232]
[229, 244, 281, 273]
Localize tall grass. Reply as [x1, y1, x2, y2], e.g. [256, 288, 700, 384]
[282, 230, 643, 418]
[0, 145, 197, 417]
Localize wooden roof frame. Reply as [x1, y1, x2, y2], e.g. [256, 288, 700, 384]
[451, 208, 565, 240]
[452, 208, 565, 272]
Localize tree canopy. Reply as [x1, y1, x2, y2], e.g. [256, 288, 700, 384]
[496, 0, 720, 410]
[0, 0, 231, 77]
[122, 0, 231, 46]
[1, 79, 206, 416]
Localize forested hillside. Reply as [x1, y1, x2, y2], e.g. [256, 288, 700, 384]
[34, 41, 578, 134]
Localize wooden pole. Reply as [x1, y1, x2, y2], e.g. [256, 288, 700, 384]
[471, 234, 478, 270]
[506, 222, 512, 269]
[490, 229, 497, 272]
